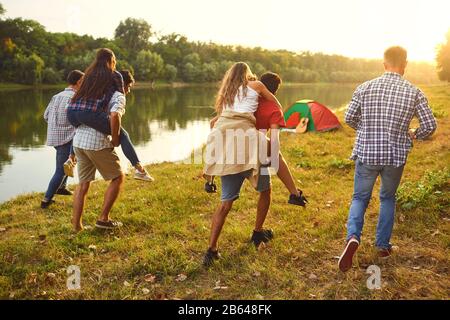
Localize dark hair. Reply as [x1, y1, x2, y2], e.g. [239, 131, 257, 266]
[67, 70, 84, 85]
[384, 46, 407, 68]
[119, 70, 135, 87]
[72, 48, 116, 102]
[260, 72, 282, 95]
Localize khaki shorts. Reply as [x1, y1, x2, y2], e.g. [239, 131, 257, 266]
[74, 147, 122, 183]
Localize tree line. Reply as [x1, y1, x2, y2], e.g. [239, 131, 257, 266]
[0, 3, 447, 85]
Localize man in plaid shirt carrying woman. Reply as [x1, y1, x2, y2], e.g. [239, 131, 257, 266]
[338, 46, 437, 272]
[67, 48, 154, 182]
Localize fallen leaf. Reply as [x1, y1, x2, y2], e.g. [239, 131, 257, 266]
[431, 230, 440, 237]
[175, 274, 187, 282]
[413, 266, 421, 270]
[46, 273, 56, 278]
[144, 274, 156, 283]
[213, 286, 228, 290]
[28, 273, 38, 284]
[142, 288, 150, 295]
[253, 271, 261, 277]
[309, 273, 318, 280]
[123, 281, 131, 287]
[88, 245, 97, 250]
[0, 227, 6, 232]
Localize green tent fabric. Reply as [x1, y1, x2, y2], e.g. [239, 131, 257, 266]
[284, 101, 316, 132]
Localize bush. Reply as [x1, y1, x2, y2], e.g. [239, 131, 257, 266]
[42, 68, 62, 84]
[164, 64, 177, 82]
[14, 53, 45, 85]
[397, 169, 450, 211]
[116, 59, 135, 76]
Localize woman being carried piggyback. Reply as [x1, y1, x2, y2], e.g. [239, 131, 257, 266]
[202, 62, 307, 268]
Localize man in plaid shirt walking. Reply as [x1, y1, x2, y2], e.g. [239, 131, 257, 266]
[338, 47, 437, 272]
[42, 70, 84, 209]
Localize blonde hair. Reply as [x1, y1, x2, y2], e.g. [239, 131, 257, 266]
[215, 62, 257, 114]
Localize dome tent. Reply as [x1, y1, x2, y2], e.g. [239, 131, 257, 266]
[284, 99, 341, 132]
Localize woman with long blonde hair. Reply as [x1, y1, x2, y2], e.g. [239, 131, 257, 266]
[213, 62, 281, 118]
[202, 62, 285, 268]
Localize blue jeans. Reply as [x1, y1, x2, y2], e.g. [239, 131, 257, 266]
[67, 109, 140, 166]
[44, 141, 72, 200]
[220, 169, 271, 202]
[346, 159, 405, 249]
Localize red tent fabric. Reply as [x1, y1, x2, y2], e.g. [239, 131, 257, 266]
[309, 101, 341, 132]
[285, 112, 301, 128]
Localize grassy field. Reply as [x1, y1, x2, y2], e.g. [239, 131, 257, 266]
[0, 85, 448, 300]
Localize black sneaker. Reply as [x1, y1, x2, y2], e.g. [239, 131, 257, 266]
[203, 248, 221, 268]
[41, 200, 55, 209]
[56, 188, 73, 196]
[288, 190, 308, 207]
[204, 181, 217, 194]
[251, 229, 274, 247]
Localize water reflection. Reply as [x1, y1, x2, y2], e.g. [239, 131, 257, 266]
[0, 84, 356, 202]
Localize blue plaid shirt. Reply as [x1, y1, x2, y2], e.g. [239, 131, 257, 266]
[345, 72, 437, 167]
[67, 71, 124, 113]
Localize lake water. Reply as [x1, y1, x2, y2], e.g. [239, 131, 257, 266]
[0, 84, 357, 203]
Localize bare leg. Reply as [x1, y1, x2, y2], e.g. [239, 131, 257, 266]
[98, 174, 124, 222]
[208, 201, 233, 251]
[72, 181, 91, 232]
[277, 153, 301, 197]
[255, 189, 271, 231]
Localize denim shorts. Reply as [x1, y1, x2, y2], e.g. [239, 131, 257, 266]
[220, 169, 271, 202]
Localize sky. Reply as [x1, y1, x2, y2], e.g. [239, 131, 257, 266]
[2, 0, 449, 62]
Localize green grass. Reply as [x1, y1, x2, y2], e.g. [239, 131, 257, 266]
[0, 85, 449, 300]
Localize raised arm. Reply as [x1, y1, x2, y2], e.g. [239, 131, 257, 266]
[250, 81, 282, 109]
[109, 93, 126, 147]
[412, 89, 437, 140]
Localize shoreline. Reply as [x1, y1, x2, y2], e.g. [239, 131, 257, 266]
[1, 81, 446, 91]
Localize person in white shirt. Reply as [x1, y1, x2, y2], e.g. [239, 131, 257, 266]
[42, 70, 84, 209]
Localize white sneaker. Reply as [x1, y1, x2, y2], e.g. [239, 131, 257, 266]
[134, 169, 155, 182]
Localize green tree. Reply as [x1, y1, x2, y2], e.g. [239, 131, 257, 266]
[0, 3, 5, 17]
[437, 30, 450, 82]
[114, 18, 153, 56]
[164, 64, 178, 82]
[15, 53, 45, 84]
[116, 59, 135, 76]
[42, 67, 62, 84]
[133, 50, 164, 84]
